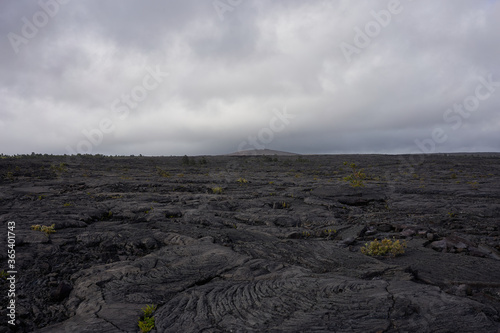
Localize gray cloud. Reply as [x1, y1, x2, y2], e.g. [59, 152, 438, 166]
[1, 0, 499, 155]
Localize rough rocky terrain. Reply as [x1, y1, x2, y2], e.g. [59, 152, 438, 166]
[0, 153, 499, 332]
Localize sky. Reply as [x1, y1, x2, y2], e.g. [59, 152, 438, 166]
[1, 0, 499, 156]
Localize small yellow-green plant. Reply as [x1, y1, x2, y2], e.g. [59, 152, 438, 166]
[138, 317, 154, 332]
[31, 224, 56, 236]
[361, 238, 406, 257]
[63, 202, 72, 207]
[342, 162, 366, 187]
[42, 224, 56, 236]
[142, 304, 157, 317]
[138, 304, 157, 333]
[50, 163, 68, 173]
[237, 177, 248, 184]
[0, 270, 8, 280]
[323, 229, 337, 237]
[212, 186, 223, 194]
[100, 211, 113, 221]
[156, 167, 170, 178]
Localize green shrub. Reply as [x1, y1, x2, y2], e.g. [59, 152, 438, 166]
[50, 163, 68, 173]
[361, 238, 406, 257]
[342, 162, 366, 187]
[142, 304, 157, 317]
[156, 167, 170, 178]
[138, 304, 157, 333]
[296, 156, 309, 163]
[181, 155, 191, 165]
[212, 186, 223, 194]
[31, 224, 56, 236]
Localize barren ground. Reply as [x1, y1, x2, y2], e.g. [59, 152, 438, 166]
[1, 153, 499, 332]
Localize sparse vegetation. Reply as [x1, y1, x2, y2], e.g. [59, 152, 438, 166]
[50, 163, 68, 173]
[199, 156, 208, 165]
[361, 238, 406, 257]
[182, 155, 197, 166]
[342, 162, 367, 187]
[138, 304, 157, 333]
[156, 166, 170, 178]
[142, 304, 157, 317]
[467, 181, 479, 188]
[237, 177, 248, 184]
[101, 211, 113, 220]
[296, 156, 309, 163]
[322, 229, 337, 237]
[31, 224, 56, 236]
[212, 186, 223, 194]
[262, 156, 278, 163]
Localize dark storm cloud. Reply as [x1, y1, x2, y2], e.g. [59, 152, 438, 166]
[0, 0, 499, 155]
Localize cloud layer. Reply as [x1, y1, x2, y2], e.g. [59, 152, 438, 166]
[1, 0, 499, 155]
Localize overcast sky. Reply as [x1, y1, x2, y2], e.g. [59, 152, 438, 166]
[1, 0, 499, 156]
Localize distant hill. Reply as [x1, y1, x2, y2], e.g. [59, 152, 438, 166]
[226, 149, 299, 156]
